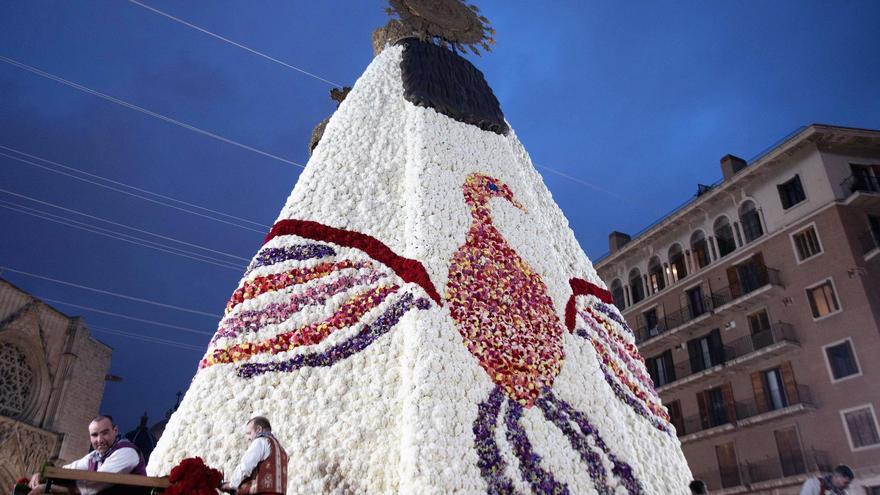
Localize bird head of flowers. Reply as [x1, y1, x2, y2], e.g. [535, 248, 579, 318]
[165, 457, 223, 495]
[463, 173, 525, 214]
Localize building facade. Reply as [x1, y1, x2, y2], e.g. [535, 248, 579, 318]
[595, 124, 880, 494]
[0, 278, 112, 489]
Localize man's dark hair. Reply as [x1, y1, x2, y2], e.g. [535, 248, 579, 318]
[689, 479, 707, 494]
[833, 464, 855, 480]
[248, 416, 272, 432]
[91, 415, 115, 427]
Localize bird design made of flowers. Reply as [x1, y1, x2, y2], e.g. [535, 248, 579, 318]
[202, 172, 672, 494]
[445, 173, 564, 407]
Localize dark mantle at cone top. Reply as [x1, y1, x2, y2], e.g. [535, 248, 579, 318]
[398, 38, 509, 136]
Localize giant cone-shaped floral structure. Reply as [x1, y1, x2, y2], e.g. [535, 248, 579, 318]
[148, 36, 692, 493]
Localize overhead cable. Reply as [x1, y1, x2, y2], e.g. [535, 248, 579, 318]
[128, 0, 342, 87]
[37, 296, 215, 336]
[1, 266, 219, 318]
[0, 149, 268, 234]
[0, 55, 305, 168]
[0, 188, 250, 262]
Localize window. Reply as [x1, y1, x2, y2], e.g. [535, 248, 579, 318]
[726, 253, 769, 299]
[642, 308, 661, 337]
[748, 309, 773, 349]
[628, 268, 645, 305]
[647, 350, 675, 387]
[666, 400, 684, 435]
[751, 362, 799, 414]
[668, 244, 687, 282]
[648, 256, 665, 293]
[792, 225, 822, 262]
[824, 339, 860, 382]
[688, 329, 725, 373]
[867, 215, 880, 253]
[714, 216, 737, 258]
[611, 280, 625, 309]
[739, 201, 764, 243]
[0, 343, 35, 419]
[763, 368, 789, 411]
[806, 280, 840, 319]
[698, 383, 735, 431]
[849, 163, 880, 193]
[778, 175, 806, 209]
[842, 405, 880, 450]
[716, 442, 741, 488]
[774, 427, 806, 477]
[691, 231, 711, 269]
[686, 285, 708, 319]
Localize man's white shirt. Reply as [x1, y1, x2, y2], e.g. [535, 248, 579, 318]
[229, 437, 271, 489]
[62, 447, 140, 495]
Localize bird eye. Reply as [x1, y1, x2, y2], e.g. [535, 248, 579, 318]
[487, 182, 498, 192]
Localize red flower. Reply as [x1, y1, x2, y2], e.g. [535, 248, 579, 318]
[165, 457, 223, 495]
[16, 477, 29, 484]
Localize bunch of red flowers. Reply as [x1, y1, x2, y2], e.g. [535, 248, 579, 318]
[165, 457, 223, 495]
[13, 477, 31, 495]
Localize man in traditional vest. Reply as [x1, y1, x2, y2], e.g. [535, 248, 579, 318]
[27, 414, 147, 495]
[221, 416, 289, 494]
[799, 464, 855, 495]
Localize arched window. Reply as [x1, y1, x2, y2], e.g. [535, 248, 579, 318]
[0, 343, 35, 419]
[739, 200, 764, 243]
[714, 216, 736, 258]
[648, 256, 665, 293]
[611, 279, 626, 309]
[629, 268, 645, 304]
[668, 243, 687, 282]
[691, 230, 711, 269]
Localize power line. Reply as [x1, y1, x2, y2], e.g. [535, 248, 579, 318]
[1, 266, 219, 318]
[0, 201, 244, 271]
[0, 149, 268, 234]
[90, 325, 206, 352]
[0, 188, 250, 263]
[38, 296, 215, 336]
[0, 55, 305, 169]
[128, 0, 342, 87]
[0, 145, 270, 230]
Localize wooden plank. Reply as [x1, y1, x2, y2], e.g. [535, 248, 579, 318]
[43, 467, 170, 488]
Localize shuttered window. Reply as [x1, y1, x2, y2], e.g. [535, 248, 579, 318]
[843, 406, 880, 450]
[806, 280, 840, 318]
[792, 226, 822, 261]
[774, 427, 806, 477]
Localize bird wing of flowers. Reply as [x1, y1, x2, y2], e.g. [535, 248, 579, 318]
[565, 278, 673, 435]
[199, 219, 439, 378]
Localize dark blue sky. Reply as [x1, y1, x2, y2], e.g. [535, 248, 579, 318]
[2, 1, 879, 434]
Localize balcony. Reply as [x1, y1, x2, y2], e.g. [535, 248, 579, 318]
[841, 174, 880, 207]
[677, 384, 815, 443]
[656, 323, 799, 394]
[693, 449, 831, 493]
[711, 267, 783, 313]
[633, 267, 782, 351]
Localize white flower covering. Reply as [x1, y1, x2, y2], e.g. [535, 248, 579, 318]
[148, 44, 692, 494]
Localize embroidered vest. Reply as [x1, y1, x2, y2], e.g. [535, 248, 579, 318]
[818, 476, 845, 495]
[87, 438, 147, 475]
[239, 435, 288, 495]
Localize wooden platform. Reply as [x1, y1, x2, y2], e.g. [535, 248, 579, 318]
[42, 466, 169, 491]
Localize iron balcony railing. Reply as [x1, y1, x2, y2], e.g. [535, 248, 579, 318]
[841, 173, 880, 195]
[859, 229, 880, 255]
[676, 384, 813, 437]
[632, 267, 781, 345]
[694, 448, 830, 490]
[654, 323, 798, 388]
[743, 448, 832, 485]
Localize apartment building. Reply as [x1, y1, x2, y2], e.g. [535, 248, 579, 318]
[594, 124, 880, 494]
